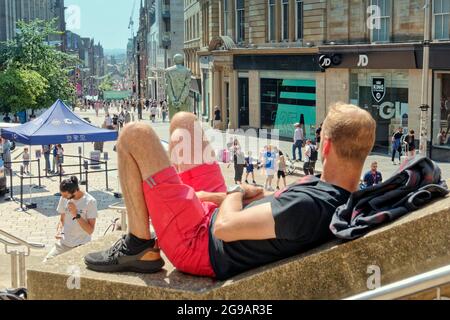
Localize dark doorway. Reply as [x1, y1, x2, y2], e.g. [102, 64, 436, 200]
[238, 78, 249, 127]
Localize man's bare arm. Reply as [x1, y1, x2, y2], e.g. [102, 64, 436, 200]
[213, 190, 276, 243]
[196, 191, 226, 206]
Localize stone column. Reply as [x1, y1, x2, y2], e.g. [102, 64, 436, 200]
[229, 70, 239, 129]
[249, 70, 261, 128]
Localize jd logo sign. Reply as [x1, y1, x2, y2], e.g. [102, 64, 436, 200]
[319, 55, 332, 69]
[372, 77, 386, 103]
[357, 54, 369, 67]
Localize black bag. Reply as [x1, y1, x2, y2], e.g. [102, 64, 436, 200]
[309, 145, 318, 162]
[9, 141, 16, 151]
[0, 288, 27, 300]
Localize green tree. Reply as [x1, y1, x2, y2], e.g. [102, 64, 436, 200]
[1, 19, 79, 109]
[99, 74, 114, 92]
[0, 67, 48, 113]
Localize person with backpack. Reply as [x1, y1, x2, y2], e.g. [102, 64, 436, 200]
[303, 140, 318, 176]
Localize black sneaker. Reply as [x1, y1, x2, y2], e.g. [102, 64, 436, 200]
[84, 235, 165, 273]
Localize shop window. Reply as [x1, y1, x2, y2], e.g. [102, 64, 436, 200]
[236, 0, 245, 43]
[223, 0, 230, 37]
[434, 0, 450, 40]
[350, 70, 409, 150]
[260, 78, 316, 139]
[281, 0, 289, 41]
[268, 0, 276, 42]
[295, 0, 304, 41]
[433, 73, 450, 149]
[370, 0, 391, 43]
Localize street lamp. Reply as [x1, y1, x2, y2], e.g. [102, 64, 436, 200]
[419, 0, 432, 157]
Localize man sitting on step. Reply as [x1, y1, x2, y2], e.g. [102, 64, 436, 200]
[84, 103, 376, 280]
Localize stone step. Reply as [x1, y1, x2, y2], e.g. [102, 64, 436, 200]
[27, 195, 450, 300]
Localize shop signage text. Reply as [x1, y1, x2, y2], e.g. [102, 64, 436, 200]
[372, 77, 386, 103]
[379, 101, 408, 121]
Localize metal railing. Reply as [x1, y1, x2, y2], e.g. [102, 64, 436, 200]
[108, 202, 127, 233]
[0, 229, 45, 288]
[346, 265, 450, 300]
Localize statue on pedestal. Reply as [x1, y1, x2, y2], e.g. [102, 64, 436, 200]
[165, 54, 192, 119]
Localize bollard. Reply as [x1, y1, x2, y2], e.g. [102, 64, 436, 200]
[9, 163, 13, 199]
[37, 158, 42, 188]
[84, 160, 89, 192]
[20, 165, 24, 210]
[59, 164, 63, 185]
[79, 154, 83, 182]
[105, 161, 109, 191]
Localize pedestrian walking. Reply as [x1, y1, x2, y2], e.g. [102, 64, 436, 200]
[161, 100, 168, 123]
[315, 123, 323, 147]
[244, 151, 257, 185]
[42, 144, 52, 174]
[391, 127, 403, 165]
[293, 123, 304, 162]
[52, 144, 58, 174]
[228, 139, 245, 184]
[150, 104, 157, 123]
[22, 147, 30, 175]
[56, 144, 64, 174]
[276, 151, 287, 190]
[404, 130, 416, 158]
[263, 145, 276, 191]
[214, 106, 222, 130]
[303, 140, 318, 176]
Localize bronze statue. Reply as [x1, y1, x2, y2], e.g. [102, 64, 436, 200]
[165, 54, 192, 118]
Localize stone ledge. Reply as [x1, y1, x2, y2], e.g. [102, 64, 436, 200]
[27, 195, 450, 300]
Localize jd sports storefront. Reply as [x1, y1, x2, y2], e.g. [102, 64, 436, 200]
[234, 54, 320, 141]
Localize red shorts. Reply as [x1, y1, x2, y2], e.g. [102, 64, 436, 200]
[142, 162, 226, 277]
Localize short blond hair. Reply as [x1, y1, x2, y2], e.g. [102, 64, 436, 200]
[322, 103, 376, 164]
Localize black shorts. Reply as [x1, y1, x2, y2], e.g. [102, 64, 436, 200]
[277, 170, 286, 179]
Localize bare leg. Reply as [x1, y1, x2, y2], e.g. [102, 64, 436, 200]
[169, 112, 215, 172]
[117, 122, 171, 240]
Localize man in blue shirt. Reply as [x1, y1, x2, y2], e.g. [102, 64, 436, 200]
[363, 161, 383, 188]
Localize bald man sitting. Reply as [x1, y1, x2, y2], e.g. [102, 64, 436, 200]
[85, 103, 376, 280]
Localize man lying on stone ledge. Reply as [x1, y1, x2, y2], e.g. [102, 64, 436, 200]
[84, 103, 376, 280]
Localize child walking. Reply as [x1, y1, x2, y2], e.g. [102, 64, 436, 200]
[22, 148, 30, 174]
[276, 151, 287, 190]
[244, 151, 257, 185]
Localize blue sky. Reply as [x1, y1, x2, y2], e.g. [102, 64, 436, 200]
[65, 0, 140, 50]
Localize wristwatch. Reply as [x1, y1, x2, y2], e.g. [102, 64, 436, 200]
[72, 214, 81, 221]
[227, 185, 245, 195]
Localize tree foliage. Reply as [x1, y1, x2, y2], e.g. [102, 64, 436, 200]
[99, 74, 114, 92]
[0, 19, 79, 112]
[0, 67, 48, 113]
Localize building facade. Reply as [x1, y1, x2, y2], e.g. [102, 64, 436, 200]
[0, 0, 66, 48]
[66, 31, 106, 97]
[142, 0, 185, 102]
[189, 0, 450, 162]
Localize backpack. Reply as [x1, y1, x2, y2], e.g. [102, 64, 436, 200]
[309, 145, 318, 162]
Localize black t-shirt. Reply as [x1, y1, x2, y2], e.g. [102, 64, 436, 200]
[393, 132, 403, 141]
[315, 127, 322, 142]
[208, 176, 350, 280]
[214, 110, 221, 121]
